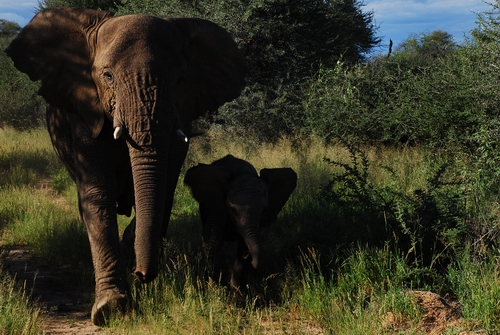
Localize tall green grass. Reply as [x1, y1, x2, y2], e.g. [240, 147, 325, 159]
[0, 263, 42, 335]
[448, 248, 500, 333]
[1, 127, 499, 333]
[0, 127, 60, 187]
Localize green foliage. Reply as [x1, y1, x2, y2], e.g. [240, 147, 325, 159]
[395, 30, 456, 60]
[319, 144, 468, 278]
[448, 248, 500, 332]
[303, 25, 500, 153]
[0, 36, 45, 130]
[0, 20, 43, 130]
[320, 146, 391, 244]
[38, 0, 122, 11]
[472, 0, 500, 43]
[296, 247, 421, 334]
[461, 2, 500, 201]
[0, 20, 21, 36]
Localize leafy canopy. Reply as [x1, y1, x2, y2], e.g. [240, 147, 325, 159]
[0, 20, 21, 36]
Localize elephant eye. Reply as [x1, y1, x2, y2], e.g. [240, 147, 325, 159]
[103, 71, 114, 83]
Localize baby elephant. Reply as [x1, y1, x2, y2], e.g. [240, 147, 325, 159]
[184, 155, 297, 292]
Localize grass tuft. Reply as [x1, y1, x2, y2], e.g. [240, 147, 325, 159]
[0, 258, 43, 335]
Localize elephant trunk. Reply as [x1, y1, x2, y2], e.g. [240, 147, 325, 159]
[228, 177, 268, 271]
[119, 81, 175, 284]
[129, 145, 169, 283]
[240, 225, 262, 269]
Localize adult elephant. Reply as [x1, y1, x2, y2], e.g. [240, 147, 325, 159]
[5, 8, 247, 325]
[184, 155, 297, 293]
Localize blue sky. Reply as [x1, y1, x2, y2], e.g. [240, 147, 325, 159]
[0, 0, 37, 27]
[363, 0, 490, 52]
[0, 0, 492, 51]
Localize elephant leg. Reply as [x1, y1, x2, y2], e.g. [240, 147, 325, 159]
[72, 125, 129, 325]
[230, 237, 250, 295]
[78, 178, 128, 325]
[120, 217, 136, 269]
[202, 238, 228, 285]
[160, 137, 189, 239]
[200, 205, 229, 285]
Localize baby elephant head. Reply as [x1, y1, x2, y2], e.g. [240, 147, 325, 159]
[184, 155, 297, 291]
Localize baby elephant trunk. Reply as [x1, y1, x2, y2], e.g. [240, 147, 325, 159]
[241, 227, 261, 269]
[228, 175, 269, 270]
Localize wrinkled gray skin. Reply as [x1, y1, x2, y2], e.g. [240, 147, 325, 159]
[184, 155, 297, 292]
[5, 8, 246, 325]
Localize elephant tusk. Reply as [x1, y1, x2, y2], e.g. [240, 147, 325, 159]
[113, 126, 122, 140]
[242, 250, 251, 260]
[176, 129, 188, 143]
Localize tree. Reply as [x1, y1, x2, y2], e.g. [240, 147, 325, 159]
[395, 30, 455, 61]
[38, 0, 122, 11]
[0, 32, 45, 129]
[302, 28, 480, 146]
[0, 20, 21, 36]
[471, 0, 500, 43]
[237, 0, 380, 86]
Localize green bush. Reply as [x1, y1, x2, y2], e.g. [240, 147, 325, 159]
[0, 36, 45, 130]
[319, 144, 468, 279]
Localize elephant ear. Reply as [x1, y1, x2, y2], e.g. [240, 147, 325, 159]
[259, 168, 298, 227]
[184, 155, 255, 206]
[184, 161, 232, 209]
[167, 18, 248, 126]
[5, 8, 113, 138]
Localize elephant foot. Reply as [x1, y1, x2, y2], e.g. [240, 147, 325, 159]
[91, 290, 128, 326]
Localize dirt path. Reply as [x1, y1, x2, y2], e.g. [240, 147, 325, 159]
[7, 247, 105, 335]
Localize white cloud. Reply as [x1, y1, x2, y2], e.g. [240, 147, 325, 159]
[0, 0, 37, 10]
[0, 12, 28, 26]
[0, 0, 37, 25]
[0, 12, 32, 26]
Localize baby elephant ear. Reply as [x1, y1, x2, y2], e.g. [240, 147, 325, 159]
[260, 168, 298, 227]
[168, 18, 248, 125]
[5, 8, 112, 138]
[184, 163, 232, 206]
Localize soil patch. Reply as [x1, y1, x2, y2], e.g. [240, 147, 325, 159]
[6, 247, 105, 334]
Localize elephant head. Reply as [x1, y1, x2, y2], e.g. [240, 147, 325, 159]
[184, 155, 297, 290]
[6, 8, 247, 323]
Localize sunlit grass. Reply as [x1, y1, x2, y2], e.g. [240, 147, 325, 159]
[0, 262, 43, 335]
[0, 127, 60, 187]
[266, 246, 418, 334]
[448, 248, 500, 333]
